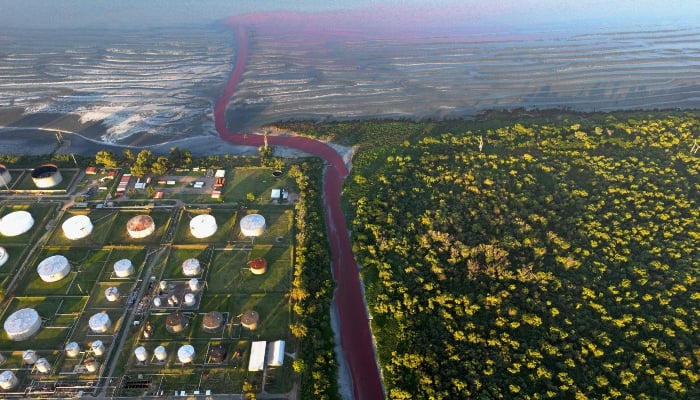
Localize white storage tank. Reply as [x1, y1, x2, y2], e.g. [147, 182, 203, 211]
[4, 308, 42, 341]
[22, 350, 38, 365]
[0, 210, 34, 237]
[89, 312, 112, 334]
[240, 214, 266, 237]
[182, 258, 201, 276]
[35, 358, 51, 373]
[126, 215, 155, 239]
[37, 255, 71, 283]
[152, 297, 162, 307]
[183, 293, 196, 307]
[154, 346, 167, 362]
[31, 164, 63, 188]
[105, 287, 120, 302]
[62, 215, 93, 240]
[113, 259, 134, 278]
[84, 358, 99, 373]
[159, 280, 168, 291]
[91, 340, 106, 356]
[0, 164, 11, 186]
[0, 370, 18, 390]
[190, 214, 218, 238]
[177, 345, 195, 364]
[65, 342, 81, 358]
[134, 346, 148, 362]
[188, 278, 200, 292]
[0, 246, 8, 268]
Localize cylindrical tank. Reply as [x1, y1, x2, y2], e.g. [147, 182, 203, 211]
[84, 358, 99, 373]
[0, 210, 34, 237]
[177, 345, 195, 364]
[241, 310, 260, 330]
[0, 353, 5, 364]
[4, 308, 42, 341]
[35, 358, 51, 373]
[89, 312, 112, 334]
[190, 214, 218, 239]
[183, 293, 196, 307]
[113, 259, 134, 277]
[240, 214, 266, 237]
[165, 312, 189, 334]
[154, 346, 167, 362]
[0, 370, 18, 390]
[182, 258, 201, 276]
[248, 257, 267, 275]
[0, 164, 11, 186]
[62, 215, 93, 240]
[159, 280, 168, 291]
[152, 297, 162, 307]
[105, 287, 120, 302]
[126, 215, 155, 239]
[188, 278, 200, 292]
[0, 246, 8, 268]
[202, 311, 224, 333]
[134, 346, 148, 362]
[23, 350, 38, 365]
[65, 342, 81, 358]
[91, 340, 106, 356]
[31, 164, 63, 189]
[36, 255, 71, 283]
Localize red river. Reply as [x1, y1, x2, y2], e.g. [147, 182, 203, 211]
[215, 23, 385, 400]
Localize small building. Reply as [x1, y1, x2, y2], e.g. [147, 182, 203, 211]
[267, 340, 285, 367]
[248, 341, 266, 371]
[85, 166, 98, 175]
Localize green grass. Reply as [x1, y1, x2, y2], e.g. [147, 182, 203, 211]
[231, 293, 291, 340]
[47, 209, 119, 247]
[233, 209, 293, 245]
[172, 208, 239, 245]
[105, 210, 172, 245]
[159, 248, 213, 280]
[205, 251, 251, 294]
[206, 246, 291, 295]
[225, 168, 295, 204]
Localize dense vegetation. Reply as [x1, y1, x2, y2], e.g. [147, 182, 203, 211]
[288, 159, 340, 399]
[342, 113, 699, 398]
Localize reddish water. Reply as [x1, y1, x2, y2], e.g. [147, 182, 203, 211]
[215, 22, 385, 400]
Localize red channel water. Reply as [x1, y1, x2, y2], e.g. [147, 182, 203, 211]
[215, 22, 385, 400]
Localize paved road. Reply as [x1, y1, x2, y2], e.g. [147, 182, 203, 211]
[213, 22, 385, 400]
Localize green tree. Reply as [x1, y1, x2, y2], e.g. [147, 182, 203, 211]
[95, 150, 117, 169]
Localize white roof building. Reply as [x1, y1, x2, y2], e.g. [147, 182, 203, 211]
[248, 341, 267, 371]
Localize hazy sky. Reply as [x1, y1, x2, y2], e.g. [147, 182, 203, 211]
[1, 0, 699, 30]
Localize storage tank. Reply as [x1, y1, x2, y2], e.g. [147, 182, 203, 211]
[240, 214, 266, 237]
[113, 259, 134, 277]
[154, 346, 167, 362]
[183, 293, 196, 307]
[182, 258, 201, 276]
[248, 257, 267, 275]
[22, 350, 38, 365]
[165, 312, 189, 334]
[177, 345, 195, 364]
[37, 255, 71, 283]
[202, 311, 223, 333]
[0, 210, 34, 237]
[62, 215, 93, 240]
[0, 370, 18, 390]
[241, 310, 259, 330]
[105, 287, 120, 302]
[126, 215, 155, 239]
[35, 358, 51, 373]
[134, 346, 148, 362]
[189, 214, 217, 238]
[188, 278, 200, 292]
[88, 312, 112, 334]
[31, 163, 63, 188]
[152, 297, 162, 307]
[65, 342, 81, 358]
[84, 358, 99, 373]
[0, 353, 5, 364]
[4, 308, 42, 341]
[91, 340, 106, 356]
[0, 247, 8, 268]
[0, 164, 11, 186]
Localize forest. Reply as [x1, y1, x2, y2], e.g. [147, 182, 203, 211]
[336, 112, 699, 399]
